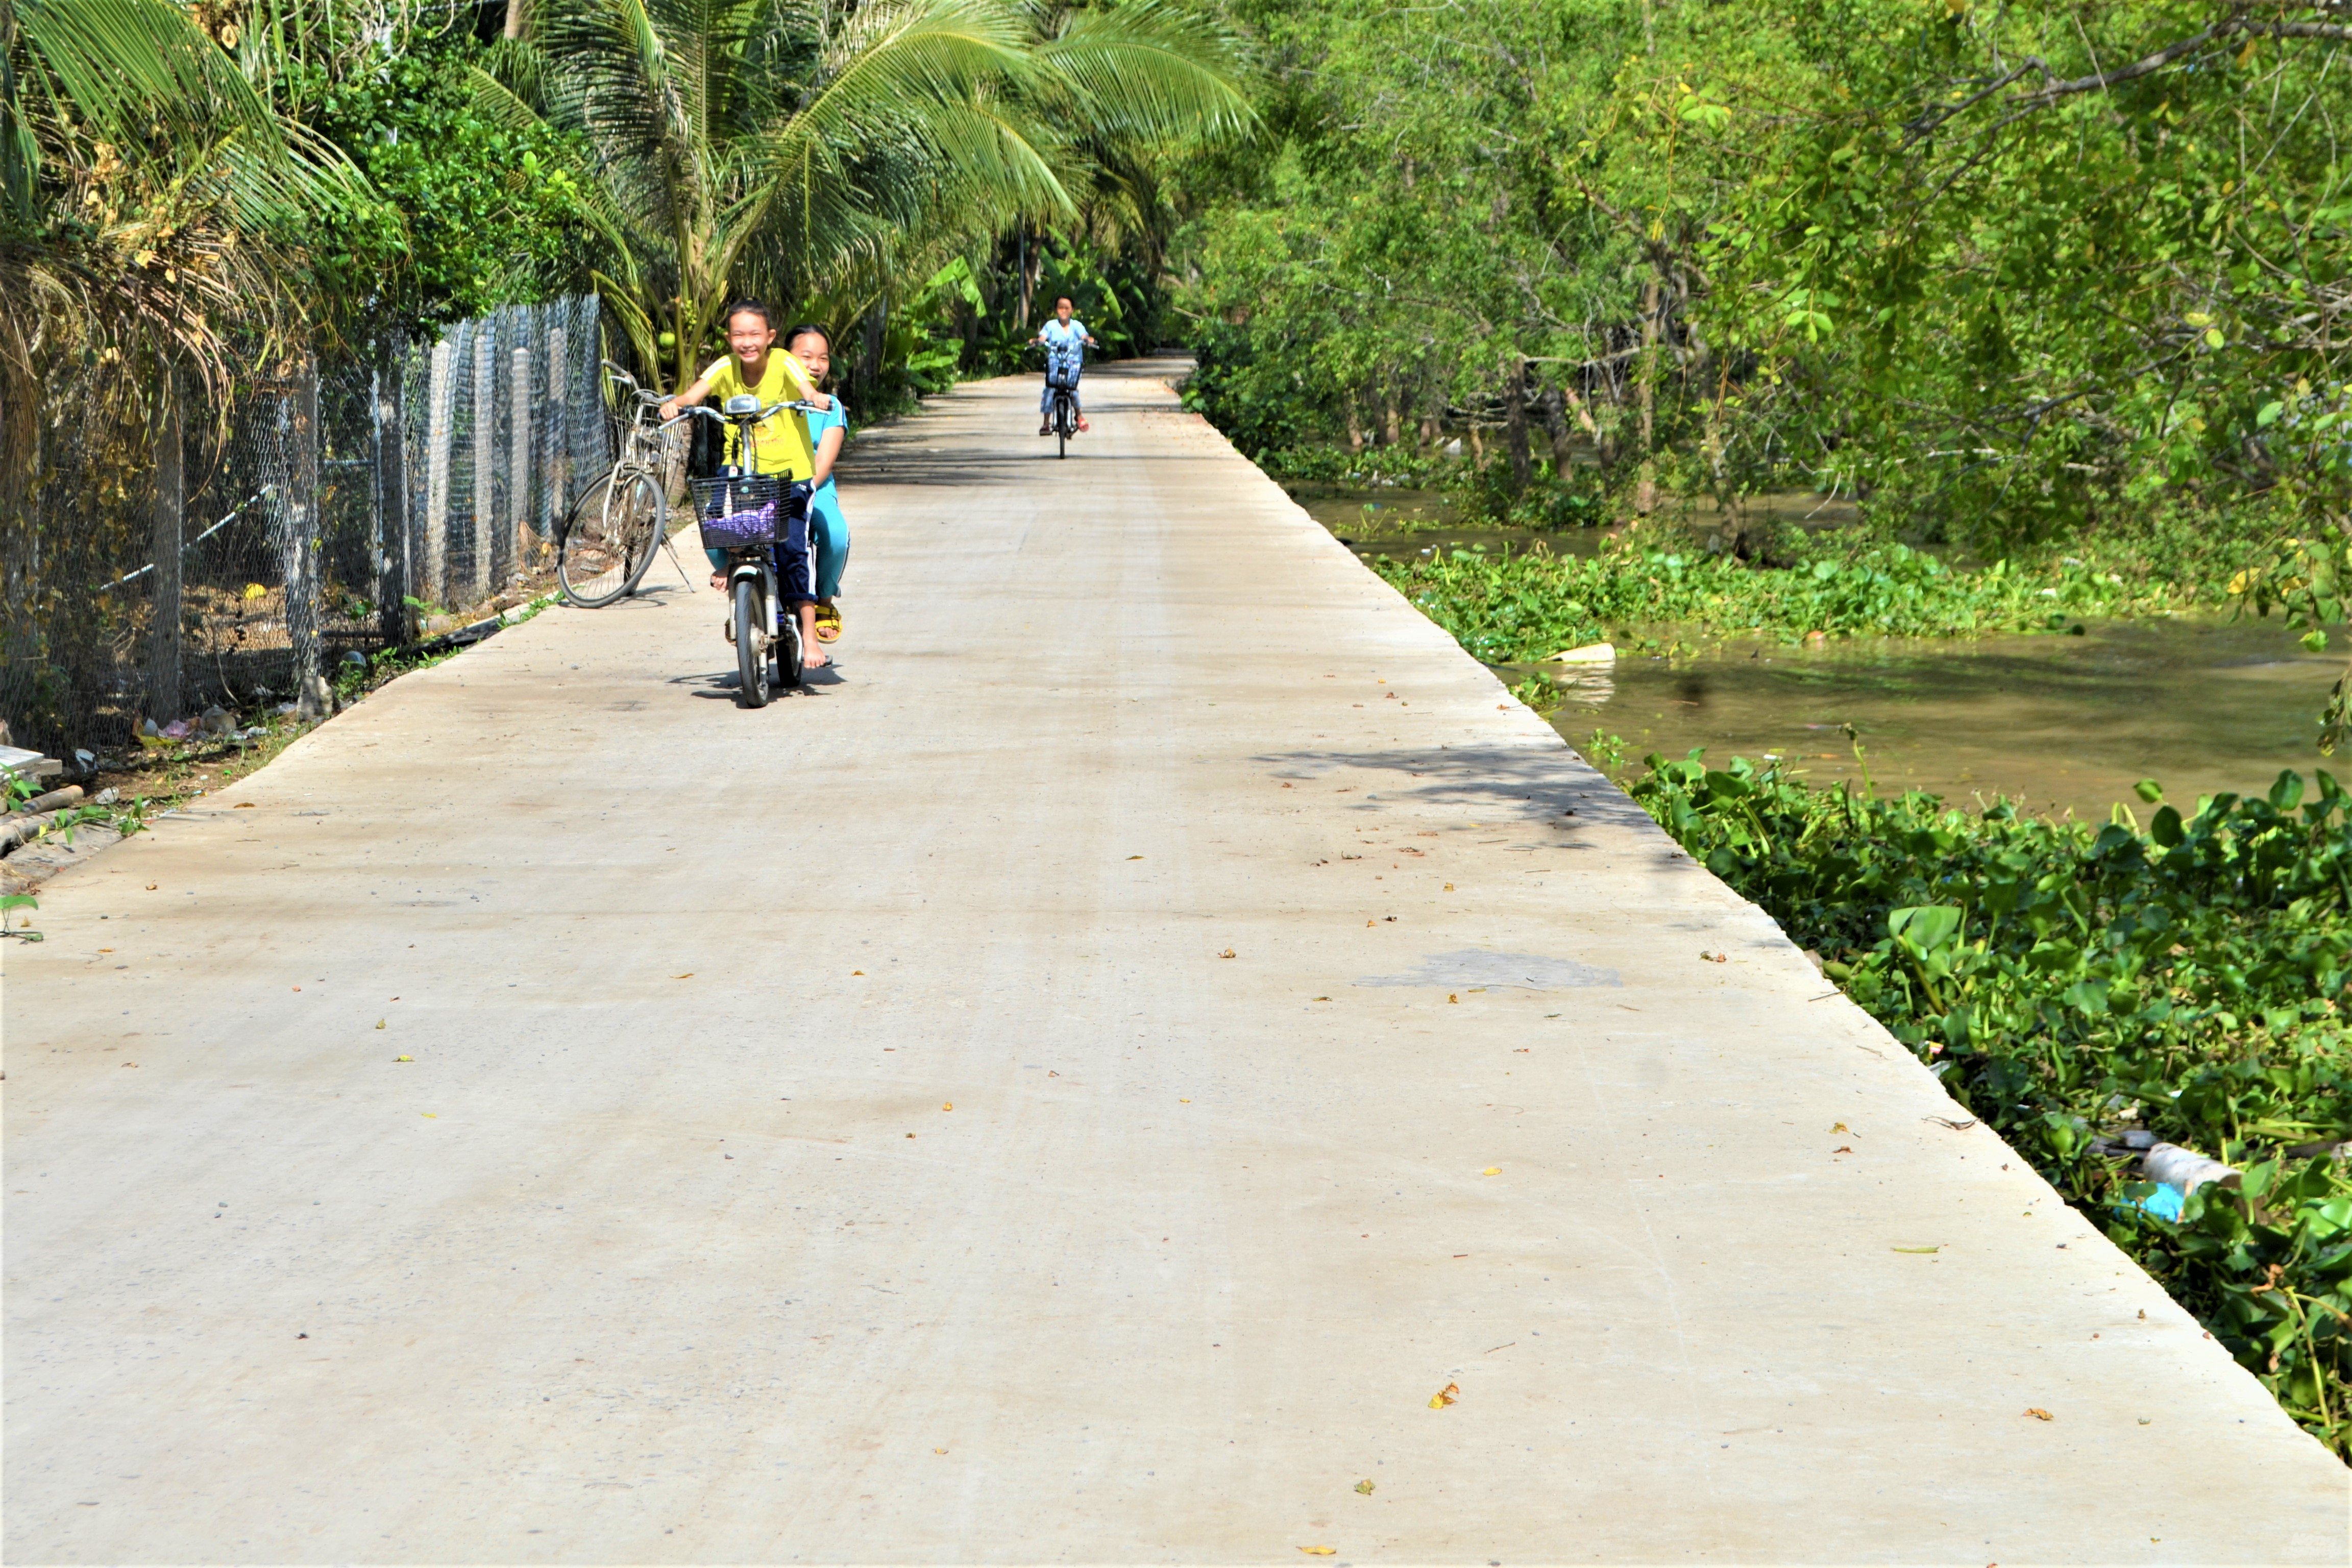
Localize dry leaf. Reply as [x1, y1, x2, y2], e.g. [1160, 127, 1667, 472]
[395, 1055, 412, 1062]
[1355, 1479, 1375, 1495]
[941, 1102, 952, 1111]
[1313, 995, 1331, 1001]
[1219, 948, 1236, 959]
[2024, 1407, 2052, 1421]
[1892, 1245, 1939, 1254]
[1448, 993, 1458, 1003]
[242, 582, 267, 601]
[1428, 1382, 1459, 1408]
[421, 1112, 437, 1119]
[1298, 1550, 1335, 1557]
[233, 802, 255, 808]
[1481, 1166, 1501, 1175]
[852, 969, 865, 975]
[1832, 1145, 1854, 1154]
[933, 1448, 946, 1454]
[375, 1019, 386, 1029]
[1127, 855, 1144, 861]
[144, 883, 158, 890]
[1443, 883, 1454, 890]
[1831, 1122, 1849, 1133]
[672, 972, 694, 979]
[1180, 1097, 1191, 1103]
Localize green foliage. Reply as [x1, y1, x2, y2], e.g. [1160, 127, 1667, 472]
[1178, 0, 2352, 551]
[1631, 752, 2352, 1452]
[285, 24, 592, 334]
[1374, 537, 2187, 662]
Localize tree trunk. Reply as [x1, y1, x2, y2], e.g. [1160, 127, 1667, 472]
[1505, 355, 1532, 491]
[1635, 276, 1661, 513]
[147, 364, 184, 724]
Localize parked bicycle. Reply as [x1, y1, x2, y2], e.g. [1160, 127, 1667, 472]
[558, 361, 690, 608]
[689, 393, 819, 708]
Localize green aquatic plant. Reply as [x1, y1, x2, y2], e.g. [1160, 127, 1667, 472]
[1628, 754, 2352, 1453]
[1374, 541, 2188, 662]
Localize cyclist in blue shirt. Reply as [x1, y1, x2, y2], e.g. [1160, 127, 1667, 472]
[1035, 296, 1098, 436]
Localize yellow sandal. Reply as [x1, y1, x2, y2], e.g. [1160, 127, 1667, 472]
[814, 601, 843, 643]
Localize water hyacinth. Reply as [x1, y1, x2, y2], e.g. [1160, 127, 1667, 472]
[1376, 541, 2185, 662]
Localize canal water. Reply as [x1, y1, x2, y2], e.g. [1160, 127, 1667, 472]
[1296, 484, 2340, 820]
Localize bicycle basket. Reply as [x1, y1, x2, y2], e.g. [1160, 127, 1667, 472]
[699, 502, 778, 548]
[690, 471, 787, 520]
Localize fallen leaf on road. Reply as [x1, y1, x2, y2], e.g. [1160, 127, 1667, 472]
[2024, 1407, 2052, 1421]
[234, 802, 255, 808]
[376, 1019, 386, 1030]
[1832, 1145, 1853, 1154]
[1481, 1166, 1501, 1175]
[421, 1112, 437, 1118]
[122, 1061, 137, 1068]
[1831, 1122, 1849, 1133]
[145, 884, 158, 890]
[852, 970, 865, 975]
[1429, 1383, 1459, 1408]
[1127, 855, 1144, 861]
[942, 1102, 952, 1111]
[1299, 1549, 1335, 1557]
[1892, 1246, 1939, 1254]
[1355, 1479, 1375, 1494]
[672, 973, 694, 979]
[1443, 883, 1454, 891]
[934, 1448, 947, 1455]
[395, 1056, 412, 1062]
[1180, 1097, 1191, 1103]
[1219, 948, 1236, 959]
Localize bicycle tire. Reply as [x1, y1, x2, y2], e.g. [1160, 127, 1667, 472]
[618, 471, 667, 596]
[777, 612, 804, 691]
[735, 578, 769, 707]
[558, 471, 662, 607]
[1057, 393, 1069, 459]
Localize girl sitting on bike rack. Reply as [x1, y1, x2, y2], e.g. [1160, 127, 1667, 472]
[662, 299, 835, 669]
[781, 323, 850, 646]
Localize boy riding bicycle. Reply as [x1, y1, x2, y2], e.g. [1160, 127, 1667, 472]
[1035, 296, 1098, 436]
[663, 301, 837, 668]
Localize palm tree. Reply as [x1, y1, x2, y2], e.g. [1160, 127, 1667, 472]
[482, 0, 1250, 389]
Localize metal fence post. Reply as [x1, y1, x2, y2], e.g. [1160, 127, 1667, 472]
[146, 365, 184, 723]
[511, 343, 533, 566]
[425, 337, 453, 608]
[473, 330, 496, 601]
[283, 355, 326, 717]
[547, 324, 569, 524]
[375, 359, 411, 645]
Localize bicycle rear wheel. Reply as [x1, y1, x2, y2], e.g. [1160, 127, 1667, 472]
[559, 471, 664, 607]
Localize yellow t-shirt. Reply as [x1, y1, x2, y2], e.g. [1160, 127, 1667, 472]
[702, 353, 819, 478]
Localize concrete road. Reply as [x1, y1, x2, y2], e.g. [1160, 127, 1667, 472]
[6, 364, 2344, 1563]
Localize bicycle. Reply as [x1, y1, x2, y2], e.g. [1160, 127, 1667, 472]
[1044, 364, 1078, 459]
[557, 361, 690, 608]
[689, 394, 818, 708]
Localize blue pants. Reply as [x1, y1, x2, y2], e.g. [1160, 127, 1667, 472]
[1041, 376, 1082, 414]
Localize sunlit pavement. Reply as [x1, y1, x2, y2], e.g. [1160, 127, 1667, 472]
[7, 361, 2345, 1562]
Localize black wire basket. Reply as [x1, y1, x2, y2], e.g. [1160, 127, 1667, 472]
[690, 471, 788, 521]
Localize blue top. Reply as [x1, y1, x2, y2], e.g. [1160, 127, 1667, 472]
[803, 398, 848, 516]
[1040, 319, 1087, 384]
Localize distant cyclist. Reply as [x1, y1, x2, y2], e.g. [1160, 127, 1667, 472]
[1034, 296, 1098, 436]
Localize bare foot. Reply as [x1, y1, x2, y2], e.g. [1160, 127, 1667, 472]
[1076, 416, 1091, 433]
[801, 643, 830, 670]
[709, 571, 726, 591]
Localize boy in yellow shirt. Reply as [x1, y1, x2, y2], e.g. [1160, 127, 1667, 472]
[661, 300, 837, 667]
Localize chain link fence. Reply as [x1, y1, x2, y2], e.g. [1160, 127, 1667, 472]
[0, 296, 611, 757]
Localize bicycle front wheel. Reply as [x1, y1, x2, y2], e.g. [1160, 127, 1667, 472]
[559, 471, 664, 608]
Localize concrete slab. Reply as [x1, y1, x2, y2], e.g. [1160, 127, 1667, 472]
[6, 364, 2345, 1562]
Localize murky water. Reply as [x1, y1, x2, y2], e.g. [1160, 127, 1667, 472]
[1515, 623, 2339, 820]
[1287, 490, 2337, 818]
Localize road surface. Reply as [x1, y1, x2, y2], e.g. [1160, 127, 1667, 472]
[6, 363, 2345, 1562]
